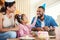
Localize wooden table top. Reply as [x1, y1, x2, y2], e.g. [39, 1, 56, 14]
[7, 37, 56, 40]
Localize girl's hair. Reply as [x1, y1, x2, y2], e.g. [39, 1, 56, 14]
[15, 14, 25, 24]
[0, 1, 15, 13]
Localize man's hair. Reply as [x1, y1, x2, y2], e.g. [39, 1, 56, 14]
[38, 6, 45, 11]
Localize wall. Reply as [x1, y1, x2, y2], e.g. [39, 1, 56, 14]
[15, 0, 30, 18]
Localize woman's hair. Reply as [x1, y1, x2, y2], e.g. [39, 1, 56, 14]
[0, 6, 5, 12]
[0, 1, 15, 12]
[5, 1, 15, 9]
[15, 14, 25, 24]
[0, 0, 4, 6]
[0, 6, 5, 15]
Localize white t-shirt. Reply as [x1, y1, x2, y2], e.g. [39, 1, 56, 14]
[41, 20, 45, 27]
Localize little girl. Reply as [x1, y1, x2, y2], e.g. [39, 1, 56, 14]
[15, 14, 37, 37]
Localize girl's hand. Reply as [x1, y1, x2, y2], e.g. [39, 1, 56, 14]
[36, 14, 39, 18]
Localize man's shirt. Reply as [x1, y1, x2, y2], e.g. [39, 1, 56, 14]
[31, 15, 58, 28]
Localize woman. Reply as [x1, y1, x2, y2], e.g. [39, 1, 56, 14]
[0, 0, 19, 39]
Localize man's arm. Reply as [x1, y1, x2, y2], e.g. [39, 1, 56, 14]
[50, 17, 58, 27]
[31, 17, 35, 24]
[49, 17, 58, 31]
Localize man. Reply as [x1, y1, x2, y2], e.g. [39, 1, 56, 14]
[31, 6, 58, 35]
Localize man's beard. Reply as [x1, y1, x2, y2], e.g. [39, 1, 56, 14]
[38, 14, 43, 19]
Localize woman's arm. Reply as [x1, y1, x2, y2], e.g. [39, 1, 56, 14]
[10, 24, 19, 31]
[9, 18, 19, 31]
[0, 14, 10, 32]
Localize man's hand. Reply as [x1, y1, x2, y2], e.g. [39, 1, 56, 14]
[50, 26, 55, 31]
[43, 26, 50, 31]
[36, 27, 44, 31]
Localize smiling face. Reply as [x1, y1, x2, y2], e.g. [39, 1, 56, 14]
[22, 14, 28, 24]
[5, 1, 16, 14]
[15, 14, 28, 24]
[37, 8, 45, 17]
[7, 3, 16, 13]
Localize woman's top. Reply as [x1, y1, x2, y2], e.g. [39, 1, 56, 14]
[3, 13, 14, 28]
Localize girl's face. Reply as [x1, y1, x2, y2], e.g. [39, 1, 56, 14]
[22, 15, 28, 24]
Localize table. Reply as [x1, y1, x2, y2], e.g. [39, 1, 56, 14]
[7, 36, 56, 40]
[8, 27, 60, 40]
[7, 38, 56, 40]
